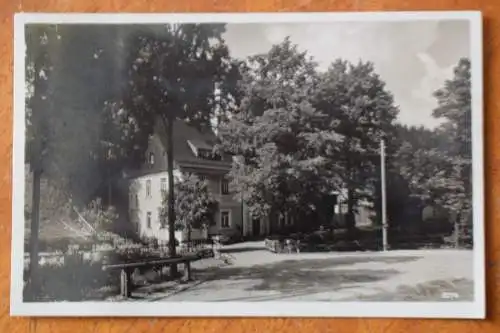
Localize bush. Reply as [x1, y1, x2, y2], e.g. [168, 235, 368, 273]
[264, 238, 284, 253]
[25, 252, 119, 302]
[328, 240, 364, 252]
[24, 232, 163, 301]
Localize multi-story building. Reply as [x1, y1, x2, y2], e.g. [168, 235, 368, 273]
[127, 119, 247, 243]
[126, 119, 377, 244]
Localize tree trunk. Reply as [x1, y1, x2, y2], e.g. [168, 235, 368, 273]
[268, 209, 275, 235]
[454, 211, 462, 249]
[27, 167, 42, 301]
[345, 188, 356, 233]
[107, 172, 112, 206]
[187, 225, 192, 251]
[26, 29, 47, 300]
[165, 115, 178, 276]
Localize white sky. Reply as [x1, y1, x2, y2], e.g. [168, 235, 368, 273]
[223, 20, 470, 128]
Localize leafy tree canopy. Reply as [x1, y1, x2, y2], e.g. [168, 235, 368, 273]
[218, 38, 344, 221]
[159, 174, 218, 232]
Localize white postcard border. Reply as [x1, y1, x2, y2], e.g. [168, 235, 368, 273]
[11, 11, 485, 318]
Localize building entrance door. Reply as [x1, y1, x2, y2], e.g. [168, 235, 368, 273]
[252, 217, 261, 237]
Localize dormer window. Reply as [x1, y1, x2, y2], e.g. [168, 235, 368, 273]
[149, 152, 155, 165]
[198, 149, 210, 158]
[187, 139, 221, 161]
[198, 148, 219, 160]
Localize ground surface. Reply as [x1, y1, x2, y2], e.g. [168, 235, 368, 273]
[116, 241, 474, 302]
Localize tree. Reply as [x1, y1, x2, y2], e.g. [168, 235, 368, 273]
[79, 198, 119, 232]
[393, 58, 473, 247]
[218, 38, 344, 232]
[98, 100, 147, 205]
[391, 117, 471, 247]
[393, 144, 465, 229]
[24, 24, 132, 299]
[25, 26, 56, 299]
[383, 124, 448, 232]
[314, 59, 399, 234]
[432, 58, 472, 247]
[119, 24, 239, 270]
[159, 174, 218, 246]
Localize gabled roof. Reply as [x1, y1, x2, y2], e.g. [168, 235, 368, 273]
[155, 119, 232, 171]
[187, 138, 212, 151]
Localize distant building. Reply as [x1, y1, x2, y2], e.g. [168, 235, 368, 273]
[332, 188, 375, 227]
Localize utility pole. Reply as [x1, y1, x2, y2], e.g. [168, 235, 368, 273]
[381, 139, 388, 252]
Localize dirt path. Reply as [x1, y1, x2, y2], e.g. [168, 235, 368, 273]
[145, 242, 474, 302]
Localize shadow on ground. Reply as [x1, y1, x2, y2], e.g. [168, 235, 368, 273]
[219, 246, 267, 254]
[163, 255, 423, 301]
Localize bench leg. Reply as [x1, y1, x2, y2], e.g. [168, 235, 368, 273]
[182, 262, 192, 283]
[120, 269, 133, 298]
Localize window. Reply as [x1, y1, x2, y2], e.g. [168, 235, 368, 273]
[220, 211, 230, 228]
[135, 194, 139, 207]
[279, 213, 286, 227]
[199, 175, 207, 181]
[146, 179, 151, 198]
[146, 212, 152, 229]
[198, 149, 209, 158]
[160, 178, 167, 194]
[149, 152, 155, 165]
[221, 179, 229, 195]
[340, 203, 348, 214]
[158, 211, 165, 228]
[197, 148, 221, 161]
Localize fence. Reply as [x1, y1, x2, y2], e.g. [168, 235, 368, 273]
[24, 238, 214, 268]
[23, 238, 215, 301]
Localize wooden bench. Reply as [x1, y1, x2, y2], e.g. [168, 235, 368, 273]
[102, 249, 214, 298]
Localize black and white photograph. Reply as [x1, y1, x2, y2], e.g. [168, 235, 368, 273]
[11, 12, 484, 318]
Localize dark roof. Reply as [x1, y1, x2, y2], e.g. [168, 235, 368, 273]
[156, 119, 232, 170]
[187, 139, 212, 151]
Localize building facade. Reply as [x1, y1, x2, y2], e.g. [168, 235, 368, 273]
[126, 120, 378, 243]
[127, 120, 245, 243]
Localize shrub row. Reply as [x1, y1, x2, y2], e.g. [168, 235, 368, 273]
[24, 232, 214, 301]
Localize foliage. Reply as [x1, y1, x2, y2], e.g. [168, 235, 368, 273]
[23, 254, 116, 302]
[121, 23, 240, 133]
[431, 58, 473, 244]
[218, 38, 344, 227]
[24, 170, 72, 226]
[118, 23, 240, 259]
[389, 58, 472, 246]
[433, 58, 472, 158]
[79, 199, 120, 232]
[25, 25, 128, 204]
[159, 174, 218, 234]
[314, 59, 399, 229]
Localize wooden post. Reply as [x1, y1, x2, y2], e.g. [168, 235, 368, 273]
[182, 261, 192, 283]
[27, 167, 42, 300]
[381, 139, 389, 252]
[165, 115, 178, 277]
[120, 269, 132, 298]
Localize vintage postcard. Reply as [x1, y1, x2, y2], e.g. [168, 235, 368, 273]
[11, 11, 484, 318]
